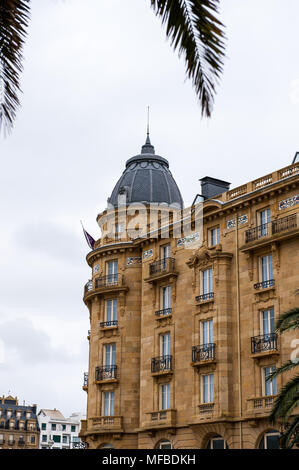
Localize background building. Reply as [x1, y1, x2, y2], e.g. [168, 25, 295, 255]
[0, 395, 40, 449]
[80, 135, 299, 449]
[38, 409, 86, 449]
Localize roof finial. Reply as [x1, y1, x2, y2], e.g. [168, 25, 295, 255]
[141, 106, 155, 154]
[147, 106, 150, 136]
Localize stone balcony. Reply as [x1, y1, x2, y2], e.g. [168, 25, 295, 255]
[89, 416, 123, 434]
[246, 395, 277, 417]
[144, 409, 176, 431]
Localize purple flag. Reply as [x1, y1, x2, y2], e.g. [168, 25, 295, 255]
[82, 224, 95, 250]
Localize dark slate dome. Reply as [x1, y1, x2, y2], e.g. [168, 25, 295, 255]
[107, 134, 184, 208]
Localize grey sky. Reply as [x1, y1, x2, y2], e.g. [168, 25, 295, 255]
[0, 0, 298, 417]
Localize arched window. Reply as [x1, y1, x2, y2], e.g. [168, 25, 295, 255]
[259, 430, 280, 449]
[100, 443, 114, 448]
[206, 435, 229, 449]
[156, 440, 173, 449]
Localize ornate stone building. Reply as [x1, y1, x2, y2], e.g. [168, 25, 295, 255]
[0, 395, 40, 449]
[80, 135, 299, 449]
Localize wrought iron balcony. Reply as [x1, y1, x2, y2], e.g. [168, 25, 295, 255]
[151, 355, 172, 373]
[251, 333, 278, 354]
[99, 320, 118, 328]
[192, 343, 216, 363]
[149, 258, 175, 276]
[95, 274, 119, 288]
[195, 292, 214, 302]
[155, 308, 172, 317]
[95, 365, 117, 382]
[18, 439, 25, 446]
[254, 279, 275, 289]
[84, 280, 93, 294]
[245, 214, 297, 243]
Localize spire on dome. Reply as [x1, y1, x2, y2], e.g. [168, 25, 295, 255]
[141, 106, 155, 154]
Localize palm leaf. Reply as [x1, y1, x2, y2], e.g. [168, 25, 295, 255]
[269, 374, 299, 423]
[276, 308, 299, 334]
[280, 415, 299, 448]
[150, 0, 226, 117]
[267, 360, 299, 380]
[0, 0, 30, 134]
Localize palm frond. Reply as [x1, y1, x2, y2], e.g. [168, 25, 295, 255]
[0, 0, 30, 134]
[276, 308, 299, 334]
[269, 374, 299, 423]
[267, 360, 299, 380]
[280, 415, 299, 448]
[150, 0, 226, 117]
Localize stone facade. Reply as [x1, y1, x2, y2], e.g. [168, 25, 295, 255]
[80, 160, 299, 449]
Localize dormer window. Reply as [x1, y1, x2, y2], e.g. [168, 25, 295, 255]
[16, 411, 22, 419]
[7, 410, 12, 419]
[26, 411, 31, 419]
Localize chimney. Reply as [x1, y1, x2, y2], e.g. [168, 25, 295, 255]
[200, 177, 230, 200]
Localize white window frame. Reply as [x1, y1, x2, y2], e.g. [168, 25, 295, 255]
[106, 260, 118, 284]
[103, 343, 116, 367]
[102, 391, 115, 416]
[160, 286, 171, 311]
[208, 436, 228, 449]
[259, 431, 280, 449]
[209, 226, 220, 246]
[201, 373, 214, 403]
[106, 299, 117, 323]
[259, 255, 273, 283]
[260, 308, 275, 335]
[201, 319, 213, 345]
[262, 366, 277, 396]
[160, 383, 170, 410]
[160, 244, 171, 259]
[160, 333, 171, 357]
[201, 268, 213, 295]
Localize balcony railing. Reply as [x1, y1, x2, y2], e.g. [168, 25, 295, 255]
[91, 416, 123, 430]
[149, 258, 175, 276]
[18, 439, 25, 446]
[192, 343, 216, 363]
[251, 333, 277, 354]
[151, 355, 172, 373]
[254, 279, 275, 289]
[195, 292, 214, 302]
[199, 403, 214, 415]
[155, 308, 172, 317]
[99, 320, 118, 328]
[95, 365, 117, 381]
[245, 214, 297, 243]
[247, 395, 277, 414]
[95, 274, 119, 288]
[146, 409, 176, 428]
[83, 372, 88, 387]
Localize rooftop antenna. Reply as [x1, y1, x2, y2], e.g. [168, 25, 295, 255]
[147, 106, 150, 137]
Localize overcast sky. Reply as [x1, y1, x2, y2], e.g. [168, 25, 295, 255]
[0, 0, 298, 418]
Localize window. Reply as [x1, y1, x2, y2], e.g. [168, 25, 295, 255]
[161, 244, 171, 260]
[209, 227, 220, 246]
[207, 435, 228, 449]
[258, 208, 271, 236]
[63, 435, 68, 443]
[261, 308, 275, 335]
[259, 431, 280, 449]
[201, 319, 213, 345]
[16, 411, 21, 419]
[104, 343, 116, 367]
[201, 268, 213, 295]
[26, 412, 31, 419]
[62, 424, 66, 431]
[51, 423, 56, 431]
[0, 434, 4, 443]
[71, 425, 76, 433]
[42, 435, 47, 442]
[103, 391, 115, 416]
[115, 223, 124, 234]
[106, 299, 117, 323]
[53, 435, 61, 443]
[161, 286, 171, 312]
[160, 333, 171, 357]
[202, 374, 214, 403]
[160, 383, 170, 410]
[106, 260, 118, 284]
[7, 410, 12, 419]
[41, 423, 46, 430]
[8, 435, 14, 443]
[157, 440, 173, 449]
[260, 255, 274, 285]
[31, 435, 35, 444]
[263, 366, 277, 396]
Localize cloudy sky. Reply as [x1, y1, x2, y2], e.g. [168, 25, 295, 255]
[0, 0, 298, 417]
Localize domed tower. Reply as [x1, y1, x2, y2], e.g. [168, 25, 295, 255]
[81, 134, 184, 450]
[107, 133, 184, 209]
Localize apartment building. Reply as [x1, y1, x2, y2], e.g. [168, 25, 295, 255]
[38, 409, 85, 449]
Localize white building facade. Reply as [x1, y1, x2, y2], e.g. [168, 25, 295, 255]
[38, 409, 86, 449]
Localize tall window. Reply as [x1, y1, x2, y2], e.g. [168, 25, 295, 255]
[202, 268, 213, 295]
[103, 391, 115, 416]
[106, 260, 118, 284]
[201, 320, 213, 345]
[260, 255, 273, 285]
[263, 366, 277, 396]
[160, 383, 170, 410]
[106, 299, 117, 323]
[161, 244, 171, 259]
[161, 286, 171, 313]
[259, 431, 280, 449]
[261, 308, 275, 335]
[202, 374, 214, 403]
[41, 423, 46, 430]
[104, 344, 116, 367]
[160, 333, 171, 357]
[258, 208, 271, 236]
[209, 227, 220, 246]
